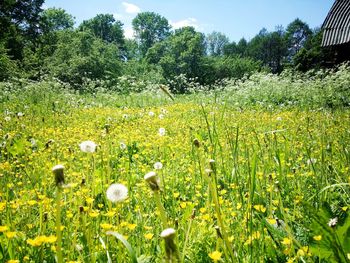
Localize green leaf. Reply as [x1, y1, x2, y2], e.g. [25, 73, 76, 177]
[106, 231, 138, 263]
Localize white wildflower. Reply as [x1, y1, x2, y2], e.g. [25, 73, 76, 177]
[106, 183, 128, 203]
[79, 140, 97, 153]
[154, 162, 163, 170]
[17, 112, 24, 117]
[4, 116, 11, 122]
[160, 228, 176, 238]
[120, 142, 127, 150]
[159, 128, 166, 136]
[148, 111, 155, 117]
[328, 217, 338, 227]
[144, 171, 160, 191]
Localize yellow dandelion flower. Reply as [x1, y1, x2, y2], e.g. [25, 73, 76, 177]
[180, 202, 187, 209]
[254, 205, 266, 213]
[5, 232, 17, 238]
[267, 218, 277, 225]
[313, 235, 322, 241]
[0, 226, 9, 232]
[281, 237, 292, 246]
[86, 197, 94, 204]
[127, 223, 137, 230]
[144, 233, 154, 240]
[208, 251, 222, 261]
[100, 223, 113, 230]
[27, 200, 37, 206]
[44, 235, 57, 243]
[104, 211, 116, 217]
[173, 192, 180, 198]
[7, 260, 19, 263]
[89, 211, 99, 218]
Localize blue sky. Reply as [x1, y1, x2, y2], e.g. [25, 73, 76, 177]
[44, 0, 335, 42]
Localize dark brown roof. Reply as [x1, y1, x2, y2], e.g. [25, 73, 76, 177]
[322, 0, 350, 46]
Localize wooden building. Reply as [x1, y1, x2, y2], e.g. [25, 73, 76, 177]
[321, 0, 350, 64]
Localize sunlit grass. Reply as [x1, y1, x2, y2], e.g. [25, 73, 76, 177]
[0, 78, 349, 262]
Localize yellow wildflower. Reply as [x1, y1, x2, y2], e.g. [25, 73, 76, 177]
[281, 237, 292, 246]
[5, 232, 17, 238]
[144, 233, 154, 240]
[208, 251, 222, 261]
[313, 235, 322, 241]
[0, 226, 9, 232]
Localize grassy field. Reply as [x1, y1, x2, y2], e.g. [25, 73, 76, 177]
[0, 75, 349, 263]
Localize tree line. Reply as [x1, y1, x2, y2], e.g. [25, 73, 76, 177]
[0, 0, 332, 93]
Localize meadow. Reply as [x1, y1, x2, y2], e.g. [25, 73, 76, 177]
[0, 68, 349, 263]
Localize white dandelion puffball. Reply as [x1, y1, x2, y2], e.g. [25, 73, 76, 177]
[52, 164, 64, 172]
[17, 112, 24, 117]
[158, 114, 164, 119]
[154, 162, 163, 170]
[120, 142, 127, 150]
[148, 111, 155, 117]
[160, 228, 176, 238]
[79, 140, 97, 153]
[159, 128, 166, 136]
[106, 183, 128, 203]
[4, 116, 11, 122]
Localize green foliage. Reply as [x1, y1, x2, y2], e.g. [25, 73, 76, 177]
[293, 28, 333, 71]
[79, 14, 125, 49]
[201, 56, 261, 84]
[307, 203, 350, 262]
[146, 27, 206, 91]
[43, 30, 122, 88]
[132, 12, 171, 56]
[0, 0, 44, 60]
[39, 7, 75, 33]
[205, 31, 229, 56]
[285, 18, 312, 61]
[247, 28, 287, 73]
[0, 42, 19, 80]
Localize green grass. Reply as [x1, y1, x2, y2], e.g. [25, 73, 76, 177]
[0, 70, 349, 263]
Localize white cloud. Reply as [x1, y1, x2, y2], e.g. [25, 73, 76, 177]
[170, 18, 200, 30]
[122, 2, 141, 14]
[124, 27, 135, 39]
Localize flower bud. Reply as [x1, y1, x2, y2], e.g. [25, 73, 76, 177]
[144, 171, 160, 191]
[193, 138, 200, 148]
[161, 228, 179, 261]
[52, 164, 65, 186]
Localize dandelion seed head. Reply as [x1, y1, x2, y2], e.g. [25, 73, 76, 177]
[106, 183, 128, 203]
[154, 162, 163, 170]
[144, 171, 160, 191]
[79, 140, 97, 153]
[160, 228, 176, 238]
[148, 111, 155, 117]
[159, 128, 166, 136]
[120, 142, 127, 150]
